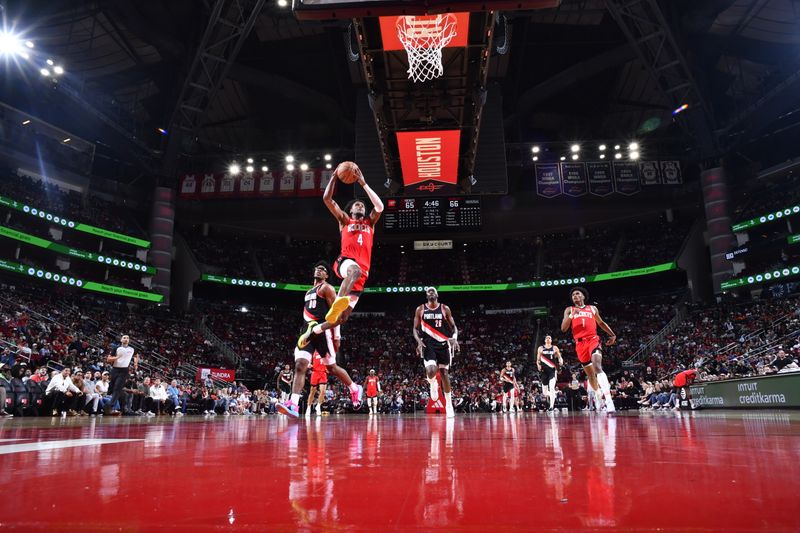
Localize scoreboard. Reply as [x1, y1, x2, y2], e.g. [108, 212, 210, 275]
[383, 196, 482, 233]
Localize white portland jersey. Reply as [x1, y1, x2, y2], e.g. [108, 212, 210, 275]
[115, 346, 135, 368]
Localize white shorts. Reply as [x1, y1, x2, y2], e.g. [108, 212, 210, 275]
[294, 329, 337, 366]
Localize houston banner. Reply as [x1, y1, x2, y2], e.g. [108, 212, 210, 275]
[396, 130, 461, 190]
[535, 163, 562, 198]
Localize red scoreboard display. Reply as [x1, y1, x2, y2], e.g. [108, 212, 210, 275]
[383, 196, 482, 233]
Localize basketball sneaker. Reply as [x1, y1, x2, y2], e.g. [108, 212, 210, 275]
[315, 404, 322, 416]
[276, 401, 300, 418]
[297, 321, 317, 349]
[429, 378, 439, 402]
[350, 384, 363, 408]
[325, 296, 350, 324]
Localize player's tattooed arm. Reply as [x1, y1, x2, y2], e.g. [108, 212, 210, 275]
[560, 307, 573, 332]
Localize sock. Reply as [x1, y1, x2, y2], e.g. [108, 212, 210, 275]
[349, 382, 359, 393]
[312, 325, 323, 335]
[290, 393, 301, 405]
[444, 391, 453, 409]
[597, 372, 614, 405]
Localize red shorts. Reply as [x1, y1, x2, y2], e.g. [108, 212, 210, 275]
[334, 255, 369, 293]
[310, 372, 328, 386]
[576, 335, 601, 365]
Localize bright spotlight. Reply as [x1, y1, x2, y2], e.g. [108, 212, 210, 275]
[46, 58, 54, 66]
[285, 155, 294, 163]
[630, 151, 640, 160]
[532, 156, 538, 162]
[25, 40, 34, 49]
[300, 163, 309, 171]
[229, 164, 241, 175]
[278, 0, 289, 6]
[323, 154, 332, 161]
[157, 127, 168, 135]
[599, 144, 606, 151]
[286, 163, 295, 171]
[571, 153, 579, 160]
[246, 157, 254, 164]
[261, 165, 268, 172]
[0, 31, 23, 57]
[560, 156, 566, 161]
[531, 146, 540, 154]
[22, 119, 30, 125]
[599, 154, 606, 159]
[614, 153, 622, 159]
[20, 51, 29, 60]
[570, 144, 580, 153]
[325, 163, 332, 169]
[614, 144, 621, 150]
[246, 165, 254, 173]
[62, 138, 71, 143]
[40, 68, 50, 77]
[629, 142, 639, 151]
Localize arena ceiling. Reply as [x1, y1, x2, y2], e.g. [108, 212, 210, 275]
[1, 0, 799, 179]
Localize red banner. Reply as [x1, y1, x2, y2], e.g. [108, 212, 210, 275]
[380, 13, 470, 51]
[396, 130, 460, 187]
[196, 367, 236, 383]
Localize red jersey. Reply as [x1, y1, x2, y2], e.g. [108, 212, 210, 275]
[365, 376, 380, 398]
[311, 352, 328, 376]
[673, 369, 697, 388]
[570, 305, 598, 340]
[340, 217, 374, 272]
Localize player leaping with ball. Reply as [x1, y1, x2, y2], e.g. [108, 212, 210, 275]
[561, 287, 617, 412]
[298, 161, 383, 348]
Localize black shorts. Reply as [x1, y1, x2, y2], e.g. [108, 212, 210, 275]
[502, 381, 515, 393]
[541, 366, 557, 383]
[295, 325, 337, 365]
[423, 342, 452, 368]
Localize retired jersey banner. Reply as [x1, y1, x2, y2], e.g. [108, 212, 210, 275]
[319, 169, 334, 193]
[586, 161, 614, 197]
[396, 130, 460, 188]
[200, 173, 217, 198]
[238, 173, 256, 196]
[219, 173, 236, 197]
[278, 171, 297, 196]
[179, 174, 198, 198]
[298, 170, 317, 197]
[380, 13, 470, 51]
[535, 164, 562, 198]
[661, 160, 683, 185]
[559, 162, 588, 197]
[258, 172, 275, 196]
[613, 162, 641, 196]
[639, 161, 661, 186]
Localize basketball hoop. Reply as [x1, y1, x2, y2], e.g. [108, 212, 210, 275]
[396, 14, 458, 83]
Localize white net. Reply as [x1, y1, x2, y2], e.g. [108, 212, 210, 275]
[396, 14, 458, 83]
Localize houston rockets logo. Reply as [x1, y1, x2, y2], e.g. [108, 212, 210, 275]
[416, 182, 445, 193]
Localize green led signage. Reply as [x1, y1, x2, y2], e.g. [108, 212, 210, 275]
[0, 226, 155, 274]
[720, 264, 800, 290]
[732, 204, 800, 232]
[0, 194, 151, 248]
[201, 261, 678, 293]
[0, 259, 163, 302]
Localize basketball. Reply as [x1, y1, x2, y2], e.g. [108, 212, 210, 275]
[336, 161, 361, 184]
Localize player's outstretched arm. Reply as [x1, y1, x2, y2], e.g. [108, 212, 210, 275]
[356, 172, 384, 224]
[323, 169, 349, 225]
[560, 307, 573, 332]
[536, 347, 543, 372]
[412, 306, 425, 356]
[594, 307, 617, 346]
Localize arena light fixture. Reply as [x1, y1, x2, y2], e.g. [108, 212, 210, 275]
[277, 0, 289, 6]
[672, 103, 689, 116]
[599, 154, 606, 159]
[285, 155, 294, 163]
[570, 144, 580, 153]
[531, 146, 540, 154]
[614, 153, 622, 159]
[261, 165, 268, 172]
[323, 154, 332, 161]
[599, 144, 607, 151]
[614, 144, 621, 150]
[286, 163, 295, 171]
[571, 153, 579, 160]
[22, 119, 30, 125]
[25, 40, 34, 49]
[245, 165, 254, 173]
[0, 31, 23, 57]
[532, 156, 538, 162]
[326, 163, 332, 169]
[629, 142, 639, 151]
[19, 51, 29, 60]
[39, 67, 50, 77]
[229, 163, 241, 175]
[630, 151, 640, 160]
[560, 156, 566, 161]
[46, 58, 54, 66]
[246, 157, 254, 164]
[157, 127, 167, 135]
[300, 163, 309, 171]
[62, 138, 71, 143]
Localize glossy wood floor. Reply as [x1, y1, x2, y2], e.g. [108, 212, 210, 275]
[1, 411, 798, 531]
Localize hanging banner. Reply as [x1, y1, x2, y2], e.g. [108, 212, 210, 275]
[200, 173, 217, 198]
[238, 173, 256, 196]
[661, 161, 683, 185]
[639, 161, 661, 186]
[219, 173, 236, 197]
[179, 174, 197, 198]
[298, 170, 317, 197]
[278, 171, 297, 197]
[535, 164, 562, 198]
[319, 169, 334, 193]
[396, 129, 461, 189]
[613, 161, 641, 196]
[258, 171, 275, 197]
[586, 161, 614, 197]
[559, 162, 588, 197]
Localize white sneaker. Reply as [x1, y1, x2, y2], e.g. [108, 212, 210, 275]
[446, 405, 455, 419]
[176, 412, 184, 417]
[305, 409, 311, 418]
[224, 411, 230, 416]
[316, 405, 322, 416]
[606, 402, 616, 413]
[429, 378, 439, 403]
[146, 411, 155, 417]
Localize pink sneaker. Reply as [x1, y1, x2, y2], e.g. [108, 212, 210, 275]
[276, 401, 299, 418]
[350, 385, 363, 408]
